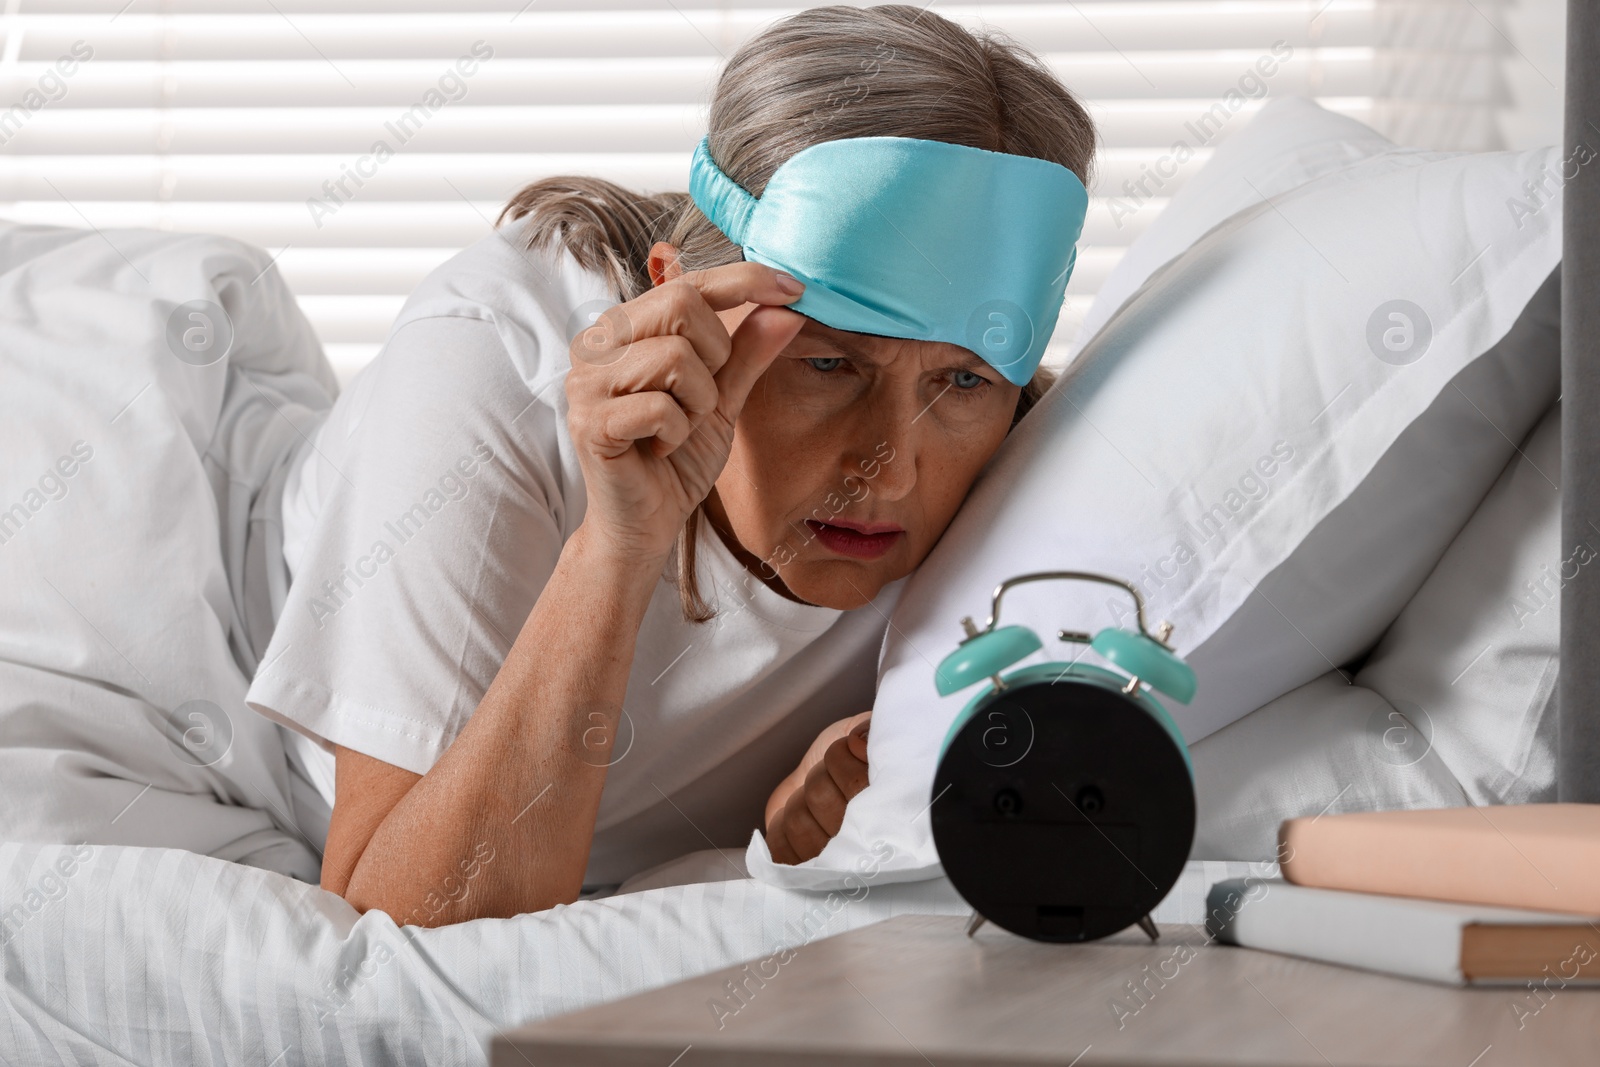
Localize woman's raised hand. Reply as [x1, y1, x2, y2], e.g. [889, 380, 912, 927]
[565, 262, 806, 563]
[764, 712, 872, 865]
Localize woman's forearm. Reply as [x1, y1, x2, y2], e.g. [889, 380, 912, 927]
[340, 525, 662, 924]
[331, 262, 804, 925]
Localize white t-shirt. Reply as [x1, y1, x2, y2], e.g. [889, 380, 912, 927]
[244, 219, 905, 888]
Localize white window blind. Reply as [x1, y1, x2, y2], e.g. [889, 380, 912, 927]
[0, 0, 1555, 383]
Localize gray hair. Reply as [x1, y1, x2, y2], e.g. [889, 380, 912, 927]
[499, 3, 1095, 620]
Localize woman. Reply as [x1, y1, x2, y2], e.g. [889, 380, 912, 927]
[244, 3, 1095, 926]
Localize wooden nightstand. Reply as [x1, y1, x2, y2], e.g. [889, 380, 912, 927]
[493, 912, 1600, 1065]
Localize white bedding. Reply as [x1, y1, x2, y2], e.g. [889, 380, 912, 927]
[0, 222, 335, 879]
[0, 840, 1269, 1065]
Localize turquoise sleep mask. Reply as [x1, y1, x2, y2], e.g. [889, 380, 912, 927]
[688, 134, 1089, 386]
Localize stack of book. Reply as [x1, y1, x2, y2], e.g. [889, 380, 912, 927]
[1207, 803, 1600, 986]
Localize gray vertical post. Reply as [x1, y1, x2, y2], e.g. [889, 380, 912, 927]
[1561, 0, 1600, 802]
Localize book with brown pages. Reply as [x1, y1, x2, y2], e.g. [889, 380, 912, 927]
[1207, 878, 1600, 986]
[1278, 803, 1600, 914]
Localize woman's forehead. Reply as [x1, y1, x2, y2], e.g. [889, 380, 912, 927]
[797, 319, 988, 370]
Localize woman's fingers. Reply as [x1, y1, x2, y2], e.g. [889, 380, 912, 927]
[675, 261, 806, 314]
[715, 304, 807, 419]
[764, 713, 875, 864]
[607, 335, 720, 427]
[846, 715, 870, 763]
[584, 281, 731, 376]
[793, 735, 868, 844]
[802, 757, 851, 837]
[594, 391, 693, 458]
[781, 791, 833, 861]
[585, 262, 804, 376]
[823, 733, 870, 802]
[564, 257, 807, 564]
[766, 822, 801, 866]
[574, 262, 804, 466]
[571, 334, 722, 459]
[594, 302, 802, 453]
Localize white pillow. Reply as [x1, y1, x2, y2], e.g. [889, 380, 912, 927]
[1353, 399, 1563, 806]
[1072, 97, 1399, 357]
[1190, 395, 1563, 859]
[1188, 671, 1471, 861]
[746, 136, 1564, 890]
[1178, 265, 1559, 738]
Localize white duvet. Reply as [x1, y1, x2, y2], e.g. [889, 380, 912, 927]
[0, 222, 334, 880]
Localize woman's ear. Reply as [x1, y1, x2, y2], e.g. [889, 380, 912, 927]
[647, 241, 681, 287]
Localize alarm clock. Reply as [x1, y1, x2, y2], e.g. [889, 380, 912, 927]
[929, 570, 1197, 943]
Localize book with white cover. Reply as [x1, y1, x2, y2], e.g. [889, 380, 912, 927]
[1206, 878, 1600, 986]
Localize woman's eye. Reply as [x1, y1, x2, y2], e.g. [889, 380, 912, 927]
[952, 369, 986, 390]
[806, 357, 845, 373]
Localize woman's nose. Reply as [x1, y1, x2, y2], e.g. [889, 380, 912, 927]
[853, 437, 914, 501]
[844, 387, 931, 502]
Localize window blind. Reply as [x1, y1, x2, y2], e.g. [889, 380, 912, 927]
[0, 0, 1537, 382]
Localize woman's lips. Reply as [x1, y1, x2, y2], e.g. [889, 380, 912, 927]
[804, 519, 904, 560]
